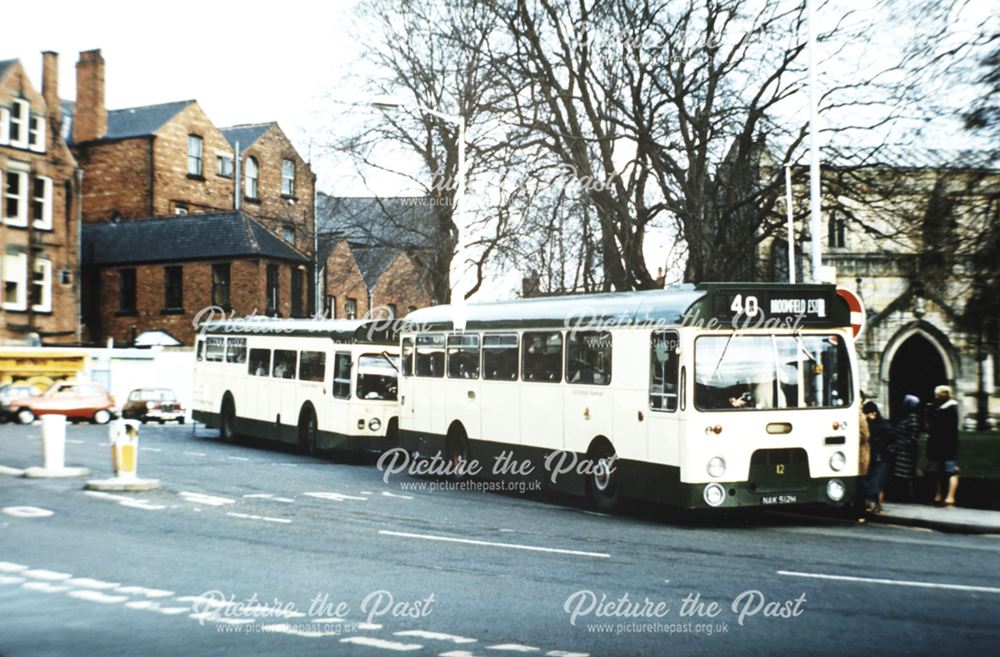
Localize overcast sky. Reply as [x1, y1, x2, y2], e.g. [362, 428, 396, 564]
[4, 0, 370, 194]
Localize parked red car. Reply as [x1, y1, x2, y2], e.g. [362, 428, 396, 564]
[11, 381, 116, 425]
[122, 388, 185, 424]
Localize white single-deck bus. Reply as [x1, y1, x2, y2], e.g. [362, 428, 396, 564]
[397, 284, 860, 510]
[192, 318, 400, 454]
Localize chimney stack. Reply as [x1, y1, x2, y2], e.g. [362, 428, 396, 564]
[74, 49, 106, 143]
[41, 51, 60, 135]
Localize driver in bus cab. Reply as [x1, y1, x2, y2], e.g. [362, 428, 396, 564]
[729, 391, 753, 408]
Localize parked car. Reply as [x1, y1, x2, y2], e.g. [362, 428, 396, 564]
[0, 384, 42, 422]
[122, 388, 185, 424]
[11, 381, 116, 425]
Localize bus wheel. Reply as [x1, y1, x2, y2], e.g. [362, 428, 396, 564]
[219, 396, 236, 442]
[298, 406, 318, 457]
[587, 442, 622, 513]
[446, 426, 469, 482]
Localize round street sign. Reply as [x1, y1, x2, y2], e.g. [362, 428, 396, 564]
[837, 288, 865, 338]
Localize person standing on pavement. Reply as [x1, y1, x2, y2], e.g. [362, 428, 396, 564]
[889, 394, 922, 501]
[926, 385, 960, 507]
[853, 401, 872, 522]
[863, 401, 892, 513]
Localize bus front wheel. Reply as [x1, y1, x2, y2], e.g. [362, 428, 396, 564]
[586, 442, 622, 513]
[219, 396, 236, 442]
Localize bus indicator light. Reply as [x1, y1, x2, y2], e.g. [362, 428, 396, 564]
[826, 479, 846, 502]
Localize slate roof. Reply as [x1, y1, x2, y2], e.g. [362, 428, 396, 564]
[219, 123, 274, 150]
[351, 245, 403, 289]
[0, 59, 16, 80]
[62, 99, 194, 144]
[82, 211, 308, 266]
[316, 193, 438, 249]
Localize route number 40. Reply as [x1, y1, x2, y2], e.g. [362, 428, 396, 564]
[730, 294, 760, 317]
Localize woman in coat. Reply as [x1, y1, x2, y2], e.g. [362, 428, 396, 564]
[926, 385, 960, 506]
[863, 401, 892, 513]
[890, 395, 922, 501]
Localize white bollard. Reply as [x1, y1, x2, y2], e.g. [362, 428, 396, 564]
[41, 414, 67, 471]
[23, 414, 89, 479]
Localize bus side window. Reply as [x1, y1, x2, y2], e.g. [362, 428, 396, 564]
[522, 331, 562, 383]
[401, 338, 414, 377]
[205, 337, 225, 362]
[415, 335, 445, 377]
[226, 337, 247, 364]
[566, 331, 612, 385]
[333, 352, 351, 399]
[299, 351, 326, 382]
[248, 348, 271, 376]
[483, 334, 518, 381]
[447, 334, 480, 379]
[273, 349, 297, 379]
[650, 331, 679, 412]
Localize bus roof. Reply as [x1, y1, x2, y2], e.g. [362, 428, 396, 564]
[401, 283, 850, 332]
[199, 317, 398, 344]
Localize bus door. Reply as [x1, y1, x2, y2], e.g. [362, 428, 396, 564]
[519, 331, 565, 451]
[328, 351, 353, 437]
[445, 334, 481, 439]
[647, 330, 683, 467]
[246, 346, 274, 424]
[398, 338, 416, 430]
[481, 333, 520, 445]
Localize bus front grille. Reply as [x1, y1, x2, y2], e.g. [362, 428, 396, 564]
[746, 448, 810, 493]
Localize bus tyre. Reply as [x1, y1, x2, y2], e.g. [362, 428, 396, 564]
[586, 443, 622, 513]
[220, 396, 236, 442]
[446, 427, 469, 482]
[298, 406, 318, 457]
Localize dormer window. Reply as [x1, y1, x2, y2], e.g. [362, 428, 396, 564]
[245, 157, 259, 199]
[187, 135, 204, 176]
[28, 114, 45, 152]
[8, 99, 29, 149]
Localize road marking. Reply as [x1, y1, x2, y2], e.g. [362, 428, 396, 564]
[243, 494, 274, 499]
[358, 623, 383, 630]
[777, 570, 1000, 594]
[23, 569, 73, 581]
[183, 451, 208, 457]
[179, 491, 235, 506]
[176, 595, 234, 609]
[2, 506, 54, 518]
[65, 577, 121, 589]
[22, 581, 70, 593]
[487, 645, 540, 652]
[226, 512, 292, 524]
[0, 575, 27, 585]
[65, 439, 85, 444]
[84, 491, 164, 511]
[361, 491, 374, 495]
[313, 617, 348, 623]
[227, 456, 250, 462]
[304, 492, 368, 502]
[115, 585, 174, 598]
[382, 491, 414, 500]
[340, 637, 422, 651]
[0, 562, 28, 572]
[125, 600, 190, 615]
[378, 530, 610, 559]
[68, 590, 129, 604]
[261, 623, 340, 638]
[394, 630, 475, 644]
[546, 651, 589, 657]
[274, 497, 295, 503]
[140, 447, 162, 453]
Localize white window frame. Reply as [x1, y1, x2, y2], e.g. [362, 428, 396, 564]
[3, 253, 28, 311]
[0, 107, 9, 145]
[217, 154, 234, 178]
[32, 258, 52, 313]
[32, 175, 53, 230]
[29, 114, 46, 153]
[187, 135, 204, 176]
[245, 157, 259, 199]
[10, 99, 29, 149]
[4, 170, 29, 227]
[281, 159, 295, 196]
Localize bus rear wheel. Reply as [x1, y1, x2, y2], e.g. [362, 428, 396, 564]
[219, 396, 236, 442]
[586, 442, 622, 513]
[446, 427, 470, 482]
[298, 406, 318, 457]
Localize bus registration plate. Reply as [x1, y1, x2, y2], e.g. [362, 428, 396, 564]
[761, 494, 797, 505]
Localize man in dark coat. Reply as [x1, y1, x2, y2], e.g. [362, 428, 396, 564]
[926, 385, 960, 506]
[890, 395, 922, 501]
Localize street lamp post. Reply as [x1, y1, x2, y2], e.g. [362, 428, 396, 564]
[371, 102, 468, 319]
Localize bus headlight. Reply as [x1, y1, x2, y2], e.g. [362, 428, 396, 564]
[368, 418, 382, 432]
[826, 479, 846, 502]
[707, 457, 726, 478]
[703, 483, 726, 507]
[829, 451, 846, 472]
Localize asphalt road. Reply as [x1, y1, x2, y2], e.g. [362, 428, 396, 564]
[1, 421, 998, 657]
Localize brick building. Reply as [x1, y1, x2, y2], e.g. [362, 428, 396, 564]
[316, 195, 435, 319]
[57, 49, 317, 343]
[82, 211, 309, 345]
[0, 52, 81, 345]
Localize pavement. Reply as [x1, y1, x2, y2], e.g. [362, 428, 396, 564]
[868, 502, 1000, 534]
[2, 421, 999, 656]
